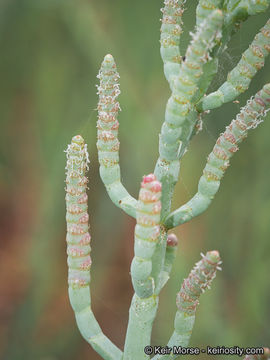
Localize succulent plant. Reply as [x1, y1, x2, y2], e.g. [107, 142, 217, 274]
[65, 1, 270, 358]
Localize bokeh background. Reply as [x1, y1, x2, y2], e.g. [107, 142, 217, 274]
[0, 1, 270, 359]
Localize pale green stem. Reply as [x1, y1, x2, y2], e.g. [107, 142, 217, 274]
[151, 226, 168, 295]
[97, 54, 137, 218]
[155, 10, 223, 214]
[153, 9, 223, 296]
[123, 294, 159, 360]
[193, 0, 269, 106]
[219, 0, 270, 48]
[69, 287, 122, 360]
[66, 3, 270, 359]
[153, 251, 221, 360]
[155, 233, 178, 293]
[196, 0, 223, 27]
[65, 136, 122, 360]
[160, 0, 185, 87]
[198, 18, 270, 112]
[191, 58, 219, 105]
[224, 0, 270, 25]
[166, 83, 270, 229]
[124, 174, 162, 358]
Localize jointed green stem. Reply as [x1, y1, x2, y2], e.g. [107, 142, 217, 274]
[198, 18, 270, 112]
[160, 0, 185, 87]
[153, 251, 221, 360]
[130, 174, 162, 298]
[153, 10, 223, 304]
[155, 233, 178, 293]
[155, 9, 223, 222]
[65, 136, 122, 360]
[65, 1, 270, 358]
[159, 9, 223, 163]
[124, 174, 162, 359]
[224, 0, 270, 26]
[97, 54, 137, 218]
[219, 0, 270, 48]
[166, 83, 270, 229]
[123, 294, 159, 360]
[196, 0, 223, 27]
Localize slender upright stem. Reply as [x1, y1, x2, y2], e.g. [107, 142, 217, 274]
[124, 174, 162, 359]
[65, 135, 122, 360]
[153, 251, 221, 360]
[97, 54, 137, 217]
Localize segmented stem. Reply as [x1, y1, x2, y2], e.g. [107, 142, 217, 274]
[245, 0, 270, 15]
[65, 135, 122, 360]
[152, 10, 223, 318]
[224, 0, 270, 26]
[199, 18, 270, 111]
[66, 135, 91, 290]
[192, 0, 223, 104]
[123, 294, 159, 360]
[131, 174, 162, 298]
[155, 10, 223, 220]
[66, 2, 270, 358]
[97, 54, 137, 217]
[243, 348, 270, 360]
[165, 83, 270, 229]
[160, 0, 185, 85]
[153, 251, 221, 360]
[176, 251, 221, 315]
[156, 233, 179, 293]
[160, 9, 223, 162]
[124, 174, 161, 360]
[196, 0, 223, 26]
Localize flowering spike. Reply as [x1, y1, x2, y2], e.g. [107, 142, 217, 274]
[66, 2, 270, 359]
[123, 174, 162, 360]
[97, 54, 137, 217]
[153, 251, 221, 359]
[199, 19, 270, 111]
[176, 250, 220, 314]
[153, 251, 221, 360]
[131, 173, 162, 298]
[65, 136, 122, 360]
[165, 83, 270, 229]
[159, 9, 223, 162]
[160, 0, 185, 85]
[66, 135, 91, 291]
[155, 9, 223, 221]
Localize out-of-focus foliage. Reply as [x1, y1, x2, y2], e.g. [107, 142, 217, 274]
[0, 1, 269, 359]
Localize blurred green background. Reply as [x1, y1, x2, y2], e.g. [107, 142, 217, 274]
[0, 1, 269, 359]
